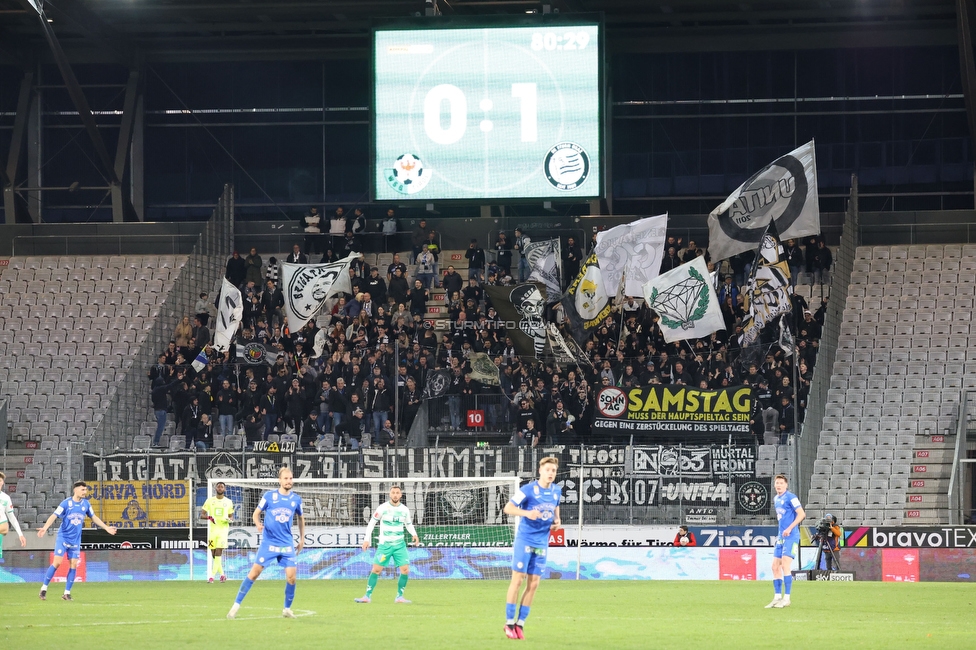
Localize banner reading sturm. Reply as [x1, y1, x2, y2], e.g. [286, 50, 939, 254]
[593, 385, 752, 438]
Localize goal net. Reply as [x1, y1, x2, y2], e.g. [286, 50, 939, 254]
[205, 476, 521, 580]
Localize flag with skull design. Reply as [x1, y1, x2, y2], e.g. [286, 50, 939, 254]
[484, 282, 553, 359]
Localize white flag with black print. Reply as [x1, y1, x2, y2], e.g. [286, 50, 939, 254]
[281, 253, 356, 333]
[524, 238, 562, 301]
[739, 224, 793, 348]
[213, 278, 243, 353]
[594, 214, 668, 297]
[641, 257, 725, 344]
[707, 139, 821, 262]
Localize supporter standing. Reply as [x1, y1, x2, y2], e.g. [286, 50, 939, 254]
[303, 207, 322, 255]
[226, 251, 247, 287]
[245, 248, 263, 286]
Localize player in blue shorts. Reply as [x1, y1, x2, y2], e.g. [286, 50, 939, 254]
[502, 456, 562, 640]
[766, 473, 805, 609]
[37, 481, 117, 601]
[228, 467, 306, 619]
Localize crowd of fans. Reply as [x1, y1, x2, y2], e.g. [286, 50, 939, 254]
[146, 208, 829, 453]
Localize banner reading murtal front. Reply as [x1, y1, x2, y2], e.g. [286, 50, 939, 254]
[593, 385, 753, 438]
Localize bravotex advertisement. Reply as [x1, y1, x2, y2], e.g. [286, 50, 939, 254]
[593, 385, 753, 437]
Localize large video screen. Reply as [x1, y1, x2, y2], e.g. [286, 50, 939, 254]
[373, 23, 602, 201]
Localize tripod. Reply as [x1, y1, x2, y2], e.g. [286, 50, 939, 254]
[813, 536, 841, 572]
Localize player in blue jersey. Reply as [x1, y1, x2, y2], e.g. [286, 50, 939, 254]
[502, 456, 562, 640]
[766, 473, 805, 609]
[37, 481, 117, 601]
[228, 467, 306, 619]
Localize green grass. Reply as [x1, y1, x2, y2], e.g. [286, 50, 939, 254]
[3, 580, 975, 649]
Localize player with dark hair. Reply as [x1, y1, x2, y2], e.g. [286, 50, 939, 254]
[202, 481, 234, 583]
[228, 467, 305, 619]
[502, 456, 562, 639]
[354, 485, 419, 604]
[37, 481, 117, 601]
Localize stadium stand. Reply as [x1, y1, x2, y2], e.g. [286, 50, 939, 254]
[806, 244, 975, 525]
[0, 255, 188, 528]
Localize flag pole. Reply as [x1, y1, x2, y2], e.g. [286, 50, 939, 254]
[791, 318, 799, 438]
[791, 312, 801, 493]
[394, 337, 401, 441]
[614, 270, 627, 352]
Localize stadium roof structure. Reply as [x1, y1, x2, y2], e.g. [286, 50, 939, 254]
[0, 0, 959, 64]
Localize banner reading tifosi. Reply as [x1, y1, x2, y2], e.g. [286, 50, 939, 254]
[593, 385, 753, 438]
[87, 480, 191, 528]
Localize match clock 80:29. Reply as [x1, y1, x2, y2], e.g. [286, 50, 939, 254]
[373, 23, 602, 201]
[530, 31, 592, 51]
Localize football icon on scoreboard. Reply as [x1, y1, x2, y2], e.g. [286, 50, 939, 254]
[386, 153, 432, 194]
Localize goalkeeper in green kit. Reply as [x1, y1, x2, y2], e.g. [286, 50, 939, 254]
[355, 485, 420, 604]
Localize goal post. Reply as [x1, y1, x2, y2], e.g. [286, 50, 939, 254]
[206, 476, 522, 579]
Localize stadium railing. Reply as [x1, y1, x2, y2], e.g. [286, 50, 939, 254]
[798, 174, 858, 504]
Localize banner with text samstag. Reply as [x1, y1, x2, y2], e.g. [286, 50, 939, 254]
[592, 385, 753, 439]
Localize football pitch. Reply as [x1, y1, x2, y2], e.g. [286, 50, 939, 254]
[2, 580, 974, 649]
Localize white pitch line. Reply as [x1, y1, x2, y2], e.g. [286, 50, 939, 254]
[4, 608, 316, 629]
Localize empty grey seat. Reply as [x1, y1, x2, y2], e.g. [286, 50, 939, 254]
[827, 491, 847, 507]
[828, 476, 849, 490]
[852, 461, 873, 475]
[862, 509, 883, 522]
[758, 445, 777, 461]
[866, 490, 887, 505]
[222, 435, 244, 451]
[835, 448, 855, 462]
[847, 490, 867, 506]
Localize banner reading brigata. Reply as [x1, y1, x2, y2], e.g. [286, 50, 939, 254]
[593, 385, 752, 438]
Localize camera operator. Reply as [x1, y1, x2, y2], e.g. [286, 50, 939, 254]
[673, 525, 697, 547]
[812, 513, 842, 570]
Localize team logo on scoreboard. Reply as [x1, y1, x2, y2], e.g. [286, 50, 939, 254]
[544, 142, 590, 191]
[386, 153, 432, 194]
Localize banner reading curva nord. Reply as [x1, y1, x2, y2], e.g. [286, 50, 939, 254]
[593, 385, 753, 439]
